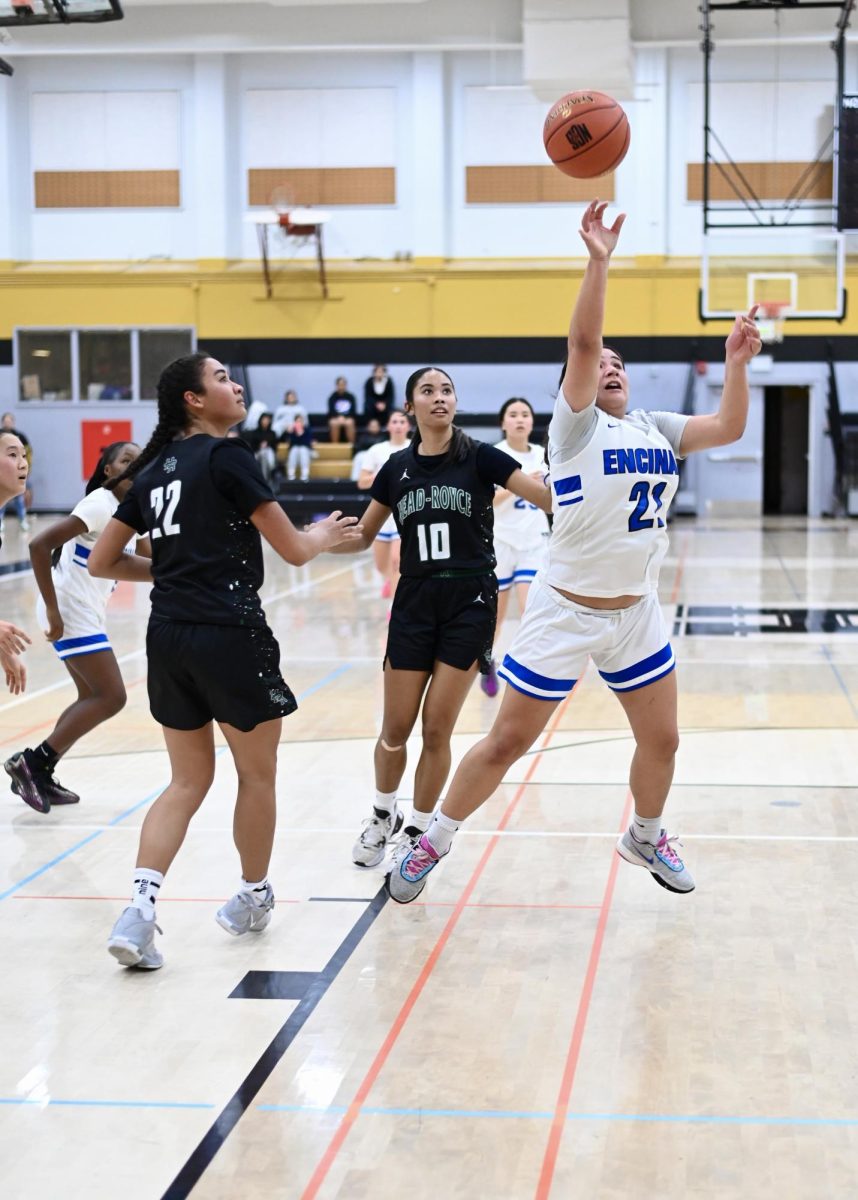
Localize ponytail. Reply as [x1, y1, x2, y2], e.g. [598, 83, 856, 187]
[104, 352, 208, 492]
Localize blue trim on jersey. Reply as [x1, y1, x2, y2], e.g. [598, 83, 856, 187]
[376, 530, 400, 542]
[500, 654, 575, 692]
[54, 632, 109, 653]
[553, 474, 583, 508]
[598, 643, 673, 685]
[605, 661, 675, 694]
[497, 574, 515, 587]
[512, 568, 537, 580]
[72, 541, 92, 567]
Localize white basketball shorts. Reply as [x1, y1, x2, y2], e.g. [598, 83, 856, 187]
[494, 537, 547, 593]
[498, 576, 675, 701]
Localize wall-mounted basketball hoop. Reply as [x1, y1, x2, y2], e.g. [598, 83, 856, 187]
[756, 301, 789, 344]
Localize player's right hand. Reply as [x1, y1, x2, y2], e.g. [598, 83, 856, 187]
[44, 608, 64, 643]
[0, 621, 31, 658]
[0, 651, 26, 695]
[314, 511, 363, 549]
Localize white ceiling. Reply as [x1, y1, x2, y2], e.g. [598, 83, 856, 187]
[1, 0, 855, 55]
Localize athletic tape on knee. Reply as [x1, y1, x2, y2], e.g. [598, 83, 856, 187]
[380, 738, 404, 752]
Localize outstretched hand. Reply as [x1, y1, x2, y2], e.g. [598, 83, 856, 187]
[0, 620, 30, 658]
[725, 304, 763, 365]
[311, 510, 364, 551]
[579, 199, 626, 261]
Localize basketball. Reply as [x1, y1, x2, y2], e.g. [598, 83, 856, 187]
[543, 90, 630, 179]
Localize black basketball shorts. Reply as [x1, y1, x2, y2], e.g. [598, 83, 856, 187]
[146, 619, 298, 732]
[385, 573, 498, 674]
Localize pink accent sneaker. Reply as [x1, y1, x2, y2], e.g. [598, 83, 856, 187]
[386, 833, 447, 903]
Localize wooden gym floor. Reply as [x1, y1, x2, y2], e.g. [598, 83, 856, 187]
[0, 514, 857, 1200]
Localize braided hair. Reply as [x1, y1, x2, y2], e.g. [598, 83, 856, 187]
[104, 352, 209, 493]
[85, 440, 137, 495]
[404, 366, 472, 466]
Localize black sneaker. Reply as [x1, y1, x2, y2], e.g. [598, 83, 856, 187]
[5, 752, 51, 813]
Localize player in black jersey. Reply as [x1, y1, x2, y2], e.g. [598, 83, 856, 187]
[336, 366, 551, 878]
[88, 352, 361, 969]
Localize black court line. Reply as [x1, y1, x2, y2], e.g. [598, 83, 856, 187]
[0, 558, 31, 578]
[161, 883, 389, 1200]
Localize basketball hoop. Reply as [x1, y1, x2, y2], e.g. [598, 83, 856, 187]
[756, 301, 788, 344]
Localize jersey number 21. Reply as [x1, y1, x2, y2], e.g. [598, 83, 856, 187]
[150, 481, 182, 539]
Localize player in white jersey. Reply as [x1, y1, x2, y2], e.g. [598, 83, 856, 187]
[482, 396, 551, 696]
[357, 409, 411, 597]
[4, 442, 145, 814]
[389, 199, 762, 904]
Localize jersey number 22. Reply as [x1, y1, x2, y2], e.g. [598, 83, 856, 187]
[150, 481, 182, 539]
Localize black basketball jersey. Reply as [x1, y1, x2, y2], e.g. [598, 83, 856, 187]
[371, 438, 518, 577]
[115, 435, 276, 627]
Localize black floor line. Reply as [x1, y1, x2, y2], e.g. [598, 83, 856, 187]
[161, 883, 389, 1200]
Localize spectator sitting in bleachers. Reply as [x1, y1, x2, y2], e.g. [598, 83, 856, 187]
[272, 389, 309, 439]
[327, 376, 358, 445]
[286, 416, 317, 483]
[243, 412, 278, 484]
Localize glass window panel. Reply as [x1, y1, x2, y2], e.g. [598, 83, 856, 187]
[79, 331, 132, 401]
[17, 331, 72, 401]
[140, 330, 194, 400]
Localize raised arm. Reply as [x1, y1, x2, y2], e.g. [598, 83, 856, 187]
[251, 500, 362, 566]
[89, 518, 154, 583]
[679, 307, 762, 456]
[562, 199, 626, 414]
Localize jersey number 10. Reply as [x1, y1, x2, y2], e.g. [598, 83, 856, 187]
[150, 481, 182, 540]
[416, 522, 451, 562]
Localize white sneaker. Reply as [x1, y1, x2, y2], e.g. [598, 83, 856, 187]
[616, 826, 695, 893]
[215, 884, 275, 936]
[352, 805, 403, 867]
[20, 518, 29, 533]
[107, 906, 164, 969]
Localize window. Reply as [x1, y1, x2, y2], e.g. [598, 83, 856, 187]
[79, 331, 132, 401]
[140, 330, 194, 400]
[15, 328, 195, 402]
[18, 331, 72, 401]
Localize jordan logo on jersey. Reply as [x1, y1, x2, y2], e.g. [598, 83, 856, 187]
[400, 469, 410, 480]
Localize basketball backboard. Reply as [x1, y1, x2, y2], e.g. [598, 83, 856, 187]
[700, 228, 845, 321]
[0, 0, 122, 25]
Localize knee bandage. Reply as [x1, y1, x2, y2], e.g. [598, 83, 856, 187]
[380, 738, 404, 752]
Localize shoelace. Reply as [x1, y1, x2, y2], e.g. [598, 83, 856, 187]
[360, 815, 390, 847]
[656, 832, 684, 868]
[403, 840, 438, 880]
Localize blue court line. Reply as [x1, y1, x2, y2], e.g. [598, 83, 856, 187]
[0, 1098, 214, 1110]
[255, 1103, 858, 1127]
[820, 645, 858, 723]
[0, 664, 352, 905]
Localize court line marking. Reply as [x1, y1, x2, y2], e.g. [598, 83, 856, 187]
[535, 792, 632, 1200]
[160, 884, 390, 1200]
[0, 665, 351, 904]
[297, 688, 577, 1200]
[5, 826, 858, 844]
[254, 1103, 858, 1127]
[820, 644, 858, 722]
[11, 894, 603, 911]
[0, 1097, 214, 1110]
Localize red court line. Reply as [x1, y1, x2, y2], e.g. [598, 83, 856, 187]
[0, 674, 147, 747]
[669, 529, 689, 606]
[299, 689, 577, 1200]
[533, 791, 633, 1200]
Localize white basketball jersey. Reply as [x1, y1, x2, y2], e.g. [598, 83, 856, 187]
[53, 487, 136, 614]
[544, 404, 688, 597]
[492, 439, 551, 550]
[363, 438, 409, 536]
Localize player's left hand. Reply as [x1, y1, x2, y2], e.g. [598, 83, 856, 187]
[579, 199, 626, 261]
[725, 304, 762, 364]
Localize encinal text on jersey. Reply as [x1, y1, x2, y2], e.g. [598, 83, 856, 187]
[602, 448, 679, 476]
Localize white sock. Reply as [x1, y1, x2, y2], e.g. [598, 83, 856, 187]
[374, 789, 397, 816]
[632, 813, 662, 845]
[407, 807, 433, 834]
[131, 868, 164, 921]
[426, 809, 459, 856]
[240, 876, 270, 906]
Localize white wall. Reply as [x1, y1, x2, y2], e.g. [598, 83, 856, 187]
[2, 39, 854, 264]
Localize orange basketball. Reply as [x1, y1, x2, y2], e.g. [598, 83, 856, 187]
[543, 90, 630, 179]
